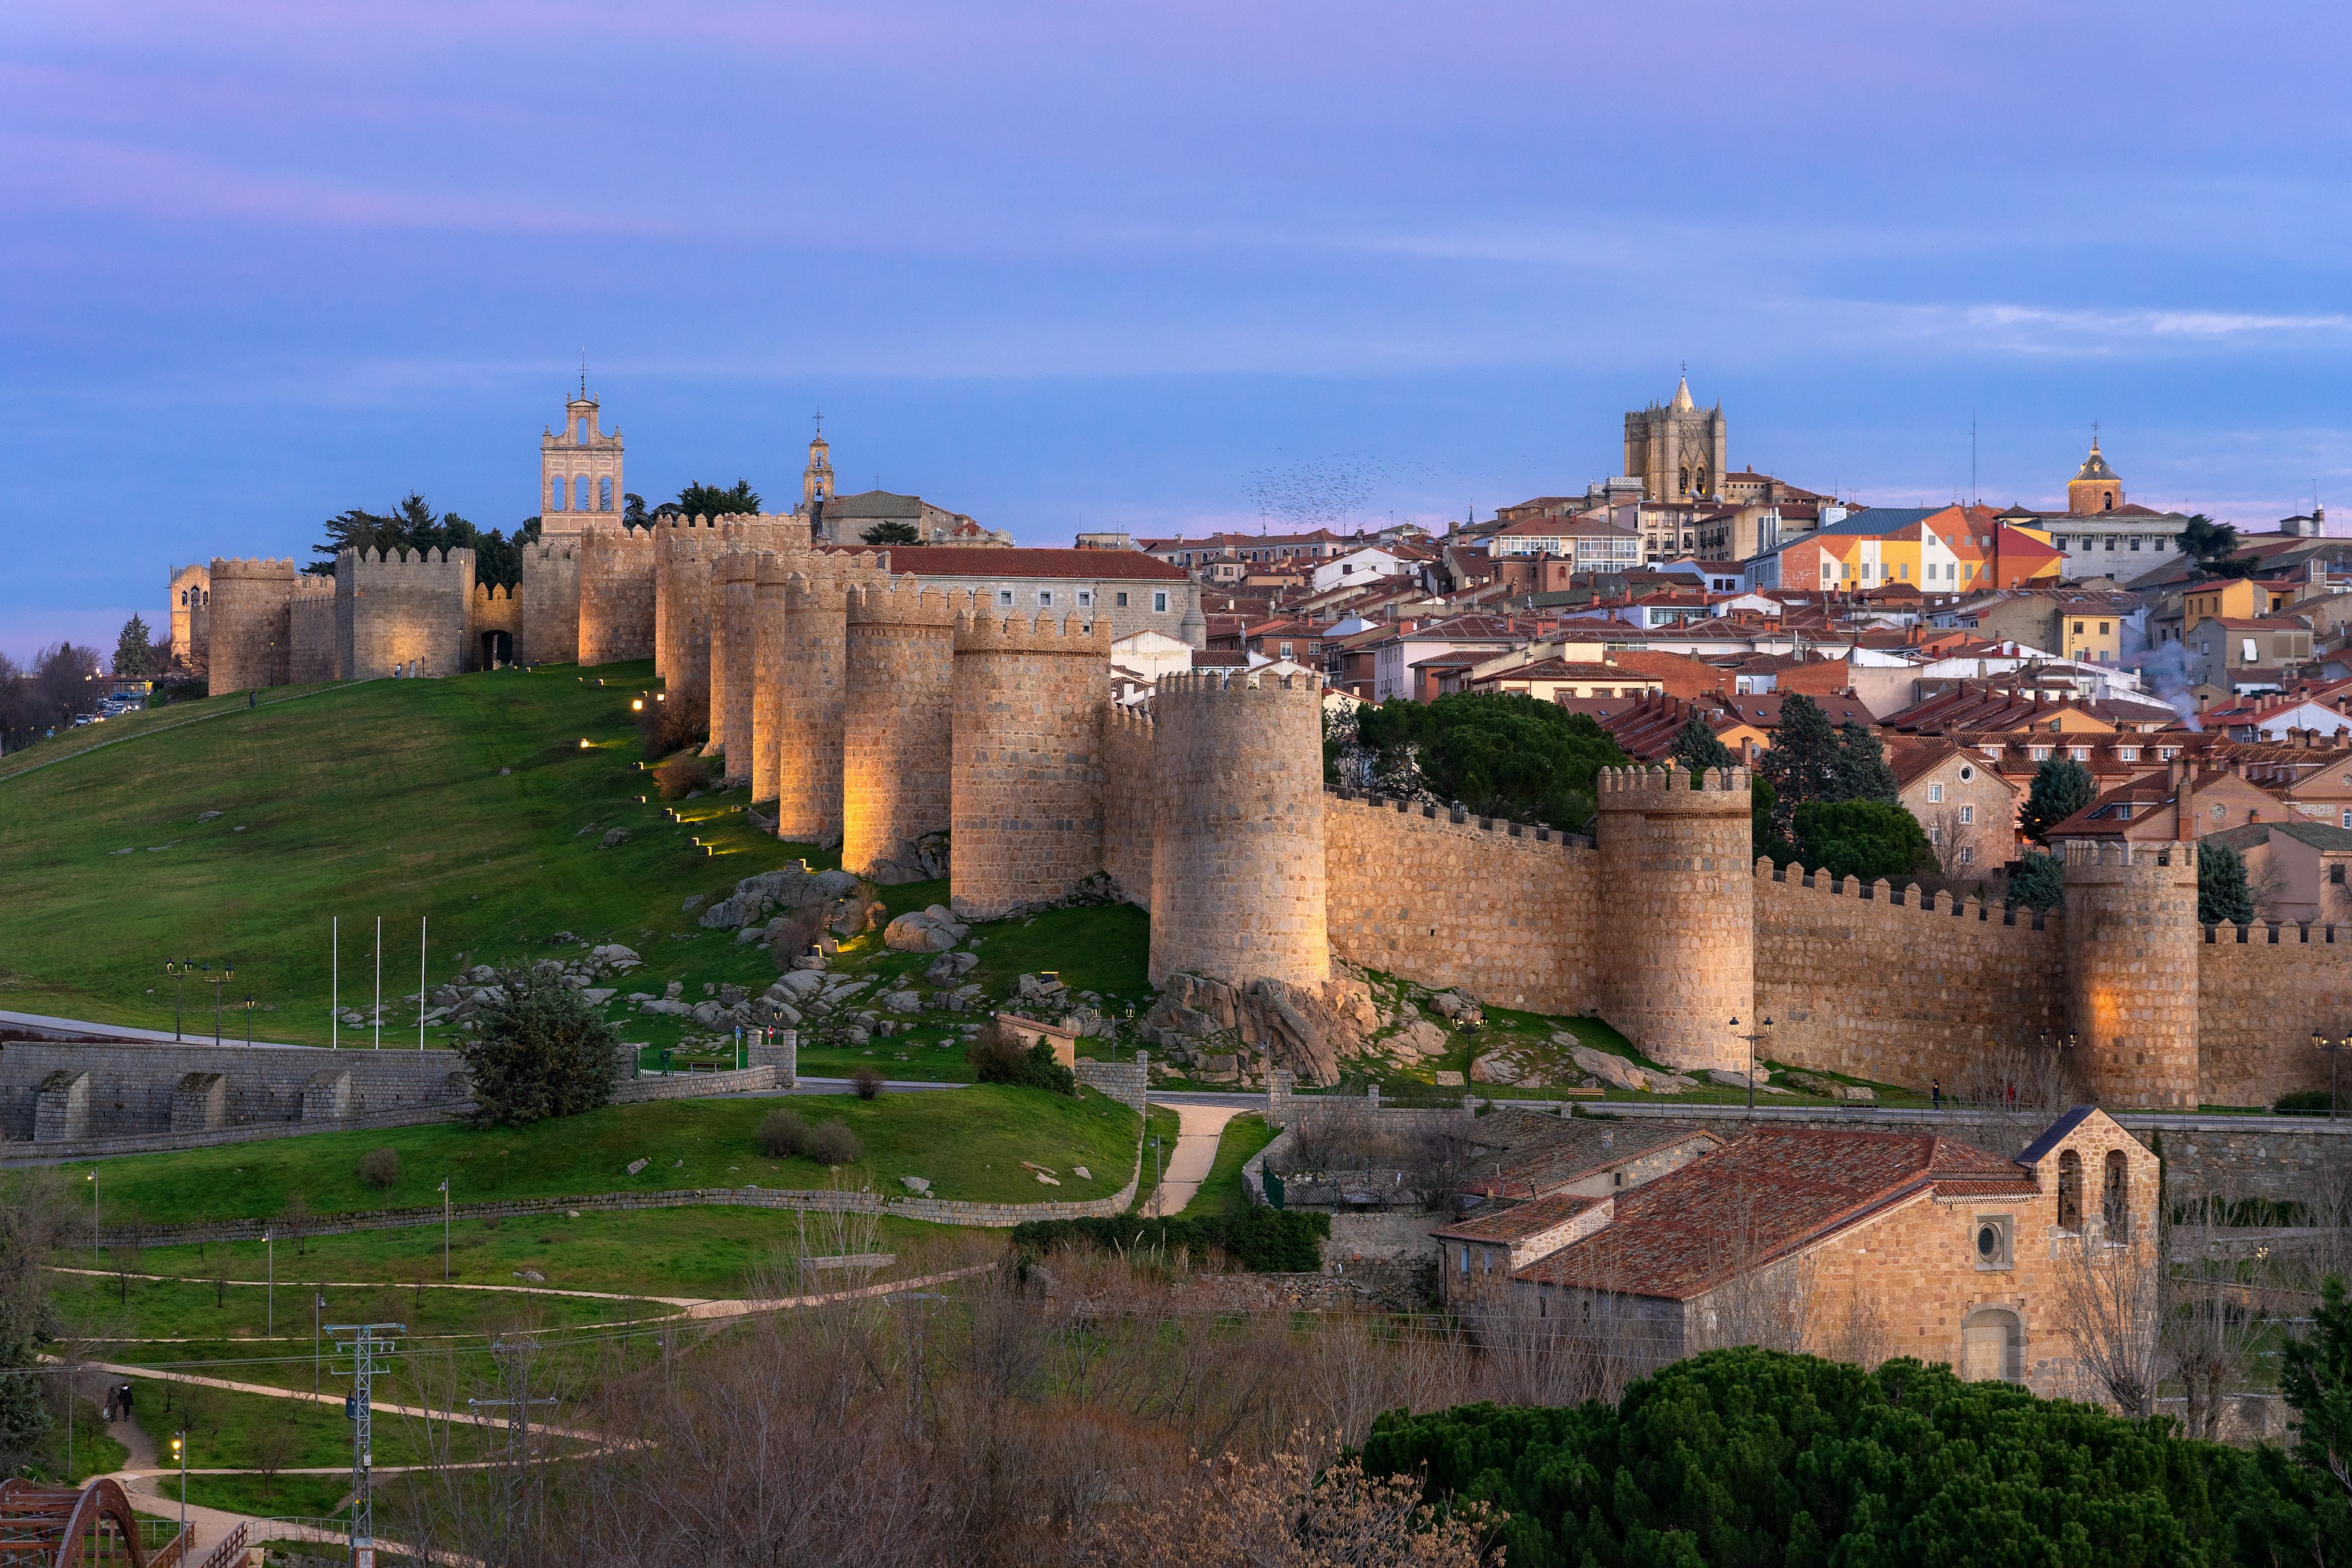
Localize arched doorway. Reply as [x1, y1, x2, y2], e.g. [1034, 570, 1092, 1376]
[480, 630, 512, 669]
[1961, 1305, 2024, 1382]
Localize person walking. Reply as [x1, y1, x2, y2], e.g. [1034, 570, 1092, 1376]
[1931, 1078, 1942, 1112]
[118, 1383, 133, 1422]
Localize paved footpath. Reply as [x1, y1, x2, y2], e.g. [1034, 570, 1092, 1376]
[1144, 1103, 1241, 1217]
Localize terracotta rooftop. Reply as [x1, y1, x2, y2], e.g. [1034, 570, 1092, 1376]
[1514, 1128, 2029, 1300]
[1430, 1191, 1611, 1245]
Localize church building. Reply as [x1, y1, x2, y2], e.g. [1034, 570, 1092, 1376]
[1624, 373, 1728, 505]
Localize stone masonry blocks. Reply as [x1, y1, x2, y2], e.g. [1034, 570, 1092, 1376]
[337, 546, 475, 680]
[842, 578, 959, 876]
[205, 557, 298, 696]
[710, 548, 758, 772]
[750, 551, 791, 804]
[774, 568, 853, 843]
[1594, 765, 1754, 1073]
[578, 523, 656, 666]
[2065, 839, 2201, 1109]
[1099, 706, 1158, 908]
[518, 537, 581, 666]
[1148, 668, 1330, 990]
[949, 612, 1112, 919]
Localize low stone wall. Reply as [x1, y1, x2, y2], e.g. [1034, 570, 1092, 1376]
[1073, 1055, 1148, 1114]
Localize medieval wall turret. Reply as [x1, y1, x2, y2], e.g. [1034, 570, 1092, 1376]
[288, 573, 341, 684]
[842, 576, 959, 880]
[168, 565, 211, 674]
[1594, 765, 1754, 1073]
[750, 552, 790, 805]
[336, 546, 475, 680]
[710, 549, 759, 779]
[949, 612, 1112, 919]
[466, 582, 519, 671]
[205, 557, 297, 696]
[773, 565, 853, 844]
[2065, 838, 2200, 1108]
[1148, 668, 1330, 989]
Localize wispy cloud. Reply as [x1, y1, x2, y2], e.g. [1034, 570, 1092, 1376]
[1841, 300, 2352, 353]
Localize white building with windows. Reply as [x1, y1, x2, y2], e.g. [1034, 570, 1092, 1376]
[870, 546, 1206, 646]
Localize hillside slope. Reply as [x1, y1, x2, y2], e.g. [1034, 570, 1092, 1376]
[0, 662, 810, 1043]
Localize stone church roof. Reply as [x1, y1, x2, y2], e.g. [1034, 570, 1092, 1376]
[2075, 443, 2121, 484]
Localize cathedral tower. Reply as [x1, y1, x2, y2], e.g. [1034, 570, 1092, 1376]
[1623, 372, 1728, 502]
[802, 423, 835, 510]
[540, 379, 624, 536]
[2068, 434, 2124, 514]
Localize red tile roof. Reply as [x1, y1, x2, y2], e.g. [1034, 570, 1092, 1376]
[1515, 1128, 2024, 1300]
[1431, 1191, 1610, 1244]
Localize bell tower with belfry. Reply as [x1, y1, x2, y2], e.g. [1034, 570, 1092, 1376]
[539, 369, 625, 537]
[802, 413, 836, 510]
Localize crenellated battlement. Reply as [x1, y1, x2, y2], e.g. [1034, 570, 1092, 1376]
[208, 556, 296, 581]
[846, 576, 957, 627]
[2062, 838, 2198, 874]
[714, 549, 759, 586]
[1104, 703, 1155, 739]
[1324, 785, 1589, 853]
[952, 611, 1114, 654]
[339, 546, 476, 586]
[471, 582, 513, 606]
[1755, 856, 2054, 930]
[1157, 667, 1322, 698]
[1597, 763, 1751, 797]
[289, 573, 336, 598]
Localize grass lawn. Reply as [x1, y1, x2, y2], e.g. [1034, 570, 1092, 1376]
[22, 1395, 128, 1485]
[106, 1208, 992, 1301]
[180, 1473, 351, 1521]
[1180, 1114, 1273, 1218]
[51, 1270, 665, 1343]
[130, 1373, 505, 1491]
[1127, 1104, 1182, 1214]
[50, 1087, 1140, 1223]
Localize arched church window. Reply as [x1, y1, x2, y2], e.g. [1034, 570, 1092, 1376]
[576, 417, 589, 443]
[1679, 466, 1691, 496]
[2102, 1149, 2130, 1240]
[1697, 465, 1709, 496]
[2103, 492, 2114, 511]
[599, 477, 613, 512]
[575, 475, 590, 511]
[2057, 1148, 2082, 1231]
[549, 477, 566, 512]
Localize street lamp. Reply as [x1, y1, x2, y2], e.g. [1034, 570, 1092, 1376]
[243, 995, 257, 1047]
[164, 960, 189, 1040]
[86, 1170, 97, 1268]
[202, 963, 234, 1046]
[2314, 1031, 2351, 1120]
[439, 1179, 451, 1282]
[1728, 1016, 1773, 1115]
[170, 1430, 185, 1545]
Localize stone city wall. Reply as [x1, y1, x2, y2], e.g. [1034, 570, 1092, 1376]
[518, 536, 581, 666]
[1753, 861, 2065, 1091]
[1323, 790, 1599, 1016]
[288, 574, 340, 684]
[750, 551, 790, 803]
[1, 1041, 469, 1144]
[168, 564, 211, 671]
[2199, 923, 2352, 1108]
[576, 523, 655, 666]
[205, 557, 297, 695]
[842, 578, 957, 878]
[1596, 767, 1754, 1074]
[773, 567, 854, 844]
[949, 612, 1112, 919]
[710, 548, 759, 772]
[1099, 705, 1157, 908]
[465, 582, 519, 671]
[2065, 839, 2201, 1109]
[337, 546, 475, 680]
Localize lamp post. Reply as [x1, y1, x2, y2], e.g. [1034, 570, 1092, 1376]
[86, 1170, 97, 1268]
[265, 1229, 274, 1336]
[202, 963, 233, 1046]
[439, 1179, 451, 1282]
[164, 960, 187, 1040]
[1728, 1016, 1773, 1115]
[2314, 1031, 2351, 1120]
[243, 995, 256, 1048]
[171, 1430, 185, 1545]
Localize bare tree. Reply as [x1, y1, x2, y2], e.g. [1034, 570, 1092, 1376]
[2163, 1187, 2269, 1441]
[2051, 1226, 2163, 1415]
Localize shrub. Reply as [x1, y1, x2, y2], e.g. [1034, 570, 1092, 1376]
[653, 752, 713, 801]
[968, 1031, 1077, 1096]
[635, 688, 707, 761]
[1792, 797, 1936, 884]
[2276, 1090, 2337, 1115]
[757, 1108, 810, 1158]
[356, 1148, 401, 1191]
[850, 1066, 884, 1101]
[1012, 1210, 1330, 1273]
[805, 1121, 861, 1167]
[456, 966, 624, 1128]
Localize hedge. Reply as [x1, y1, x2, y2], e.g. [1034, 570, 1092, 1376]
[1011, 1208, 1330, 1272]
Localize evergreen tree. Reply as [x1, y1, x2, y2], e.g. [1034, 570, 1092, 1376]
[1831, 720, 1899, 805]
[458, 967, 624, 1126]
[2199, 839, 2257, 927]
[1758, 693, 1842, 831]
[112, 614, 156, 679]
[1357, 692, 1626, 832]
[656, 479, 761, 519]
[861, 520, 922, 546]
[2020, 756, 2097, 843]
[622, 492, 649, 527]
[1670, 712, 1737, 780]
[2007, 849, 2065, 911]
[1793, 799, 1936, 883]
[306, 493, 532, 589]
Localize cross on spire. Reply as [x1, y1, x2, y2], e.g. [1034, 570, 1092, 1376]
[813, 408, 824, 436]
[579, 352, 587, 401]
[2091, 420, 2100, 450]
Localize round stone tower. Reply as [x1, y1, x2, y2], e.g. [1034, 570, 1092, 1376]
[205, 556, 297, 696]
[2063, 838, 2199, 1108]
[842, 576, 959, 880]
[1148, 668, 1330, 989]
[1594, 765, 1754, 1073]
[949, 611, 1112, 920]
[709, 548, 758, 777]
[774, 566, 852, 845]
[749, 551, 791, 807]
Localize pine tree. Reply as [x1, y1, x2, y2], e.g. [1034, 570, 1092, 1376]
[1830, 722, 1898, 805]
[112, 614, 155, 679]
[1758, 695, 1841, 831]
[2198, 840, 2256, 927]
[2019, 758, 2096, 844]
[1670, 712, 1737, 779]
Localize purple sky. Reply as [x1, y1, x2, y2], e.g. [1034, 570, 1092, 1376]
[6, 1, 2350, 660]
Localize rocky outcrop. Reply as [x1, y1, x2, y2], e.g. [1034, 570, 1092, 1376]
[884, 905, 968, 952]
[1139, 970, 1377, 1087]
[864, 829, 951, 886]
[698, 864, 875, 933]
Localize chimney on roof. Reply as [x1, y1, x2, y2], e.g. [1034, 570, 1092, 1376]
[2177, 764, 2196, 842]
